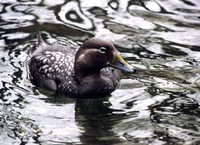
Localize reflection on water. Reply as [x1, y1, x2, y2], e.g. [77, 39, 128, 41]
[58, 1, 94, 30]
[0, 0, 200, 144]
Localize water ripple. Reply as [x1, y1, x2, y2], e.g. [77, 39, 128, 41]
[0, 0, 200, 144]
[58, 1, 94, 30]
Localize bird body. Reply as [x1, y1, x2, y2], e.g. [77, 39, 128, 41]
[29, 33, 134, 98]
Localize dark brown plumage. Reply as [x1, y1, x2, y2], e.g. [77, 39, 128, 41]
[29, 33, 135, 98]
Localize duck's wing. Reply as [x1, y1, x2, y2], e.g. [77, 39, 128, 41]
[29, 50, 69, 92]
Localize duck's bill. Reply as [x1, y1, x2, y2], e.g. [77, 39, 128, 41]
[110, 52, 135, 73]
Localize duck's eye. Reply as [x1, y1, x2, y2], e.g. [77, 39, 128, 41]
[99, 47, 107, 53]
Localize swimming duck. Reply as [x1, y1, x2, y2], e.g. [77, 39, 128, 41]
[29, 33, 135, 97]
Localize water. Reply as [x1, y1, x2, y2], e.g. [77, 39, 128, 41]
[0, 0, 200, 144]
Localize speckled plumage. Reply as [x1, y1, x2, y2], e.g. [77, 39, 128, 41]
[29, 33, 134, 98]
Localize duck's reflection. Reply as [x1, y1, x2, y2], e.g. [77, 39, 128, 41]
[75, 97, 123, 144]
[41, 93, 125, 144]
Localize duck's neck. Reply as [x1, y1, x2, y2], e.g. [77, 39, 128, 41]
[74, 52, 101, 82]
[74, 63, 101, 82]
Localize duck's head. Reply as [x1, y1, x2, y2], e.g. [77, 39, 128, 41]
[75, 38, 135, 79]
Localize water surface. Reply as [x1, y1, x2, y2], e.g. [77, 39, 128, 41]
[0, 0, 200, 144]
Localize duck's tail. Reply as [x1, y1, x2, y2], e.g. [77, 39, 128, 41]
[28, 32, 47, 55]
[37, 31, 47, 47]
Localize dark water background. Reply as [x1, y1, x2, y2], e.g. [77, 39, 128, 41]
[0, 0, 200, 144]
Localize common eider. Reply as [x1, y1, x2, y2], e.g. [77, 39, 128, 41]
[29, 33, 135, 98]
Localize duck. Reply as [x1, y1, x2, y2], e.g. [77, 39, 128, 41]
[29, 33, 135, 98]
